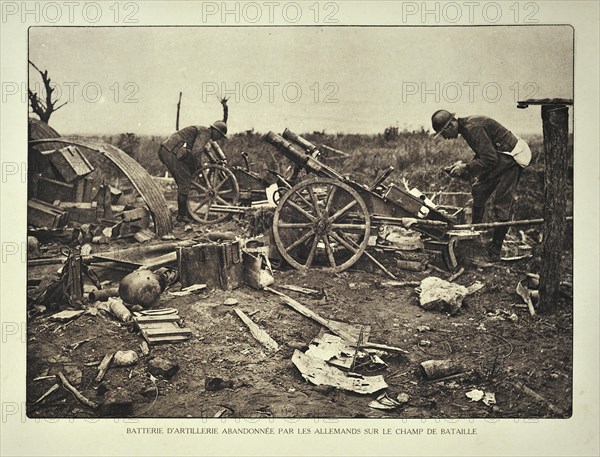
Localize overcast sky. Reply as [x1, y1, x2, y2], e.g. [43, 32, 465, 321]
[28, 26, 573, 136]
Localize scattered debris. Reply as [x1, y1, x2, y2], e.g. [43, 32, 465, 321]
[266, 287, 409, 355]
[213, 406, 233, 418]
[292, 350, 388, 395]
[134, 313, 191, 345]
[139, 341, 150, 356]
[50, 309, 85, 322]
[369, 392, 403, 410]
[113, 350, 139, 367]
[381, 280, 420, 288]
[243, 251, 274, 290]
[148, 357, 180, 379]
[279, 284, 323, 297]
[234, 308, 279, 352]
[466, 388, 484, 402]
[466, 389, 496, 406]
[106, 297, 133, 323]
[416, 325, 431, 332]
[513, 382, 564, 415]
[223, 298, 239, 306]
[96, 353, 114, 382]
[134, 228, 156, 243]
[447, 267, 465, 283]
[396, 393, 410, 404]
[34, 383, 60, 404]
[205, 377, 234, 391]
[56, 372, 99, 409]
[420, 359, 465, 380]
[168, 284, 207, 297]
[88, 287, 119, 302]
[417, 277, 484, 315]
[516, 277, 538, 316]
[63, 365, 83, 386]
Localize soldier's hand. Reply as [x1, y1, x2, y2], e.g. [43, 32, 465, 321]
[448, 161, 468, 179]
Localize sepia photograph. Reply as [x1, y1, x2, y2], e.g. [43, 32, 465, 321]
[1, 2, 598, 456]
[25, 24, 575, 420]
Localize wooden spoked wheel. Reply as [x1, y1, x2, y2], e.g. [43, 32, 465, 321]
[273, 178, 371, 273]
[187, 164, 240, 224]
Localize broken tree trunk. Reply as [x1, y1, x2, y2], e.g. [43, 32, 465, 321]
[539, 105, 570, 313]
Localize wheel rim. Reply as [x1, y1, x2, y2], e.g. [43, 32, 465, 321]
[187, 164, 240, 224]
[273, 178, 370, 272]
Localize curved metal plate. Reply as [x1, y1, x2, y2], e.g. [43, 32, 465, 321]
[29, 137, 172, 236]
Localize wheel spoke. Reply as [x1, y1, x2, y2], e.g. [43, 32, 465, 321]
[191, 197, 210, 214]
[214, 176, 229, 192]
[191, 180, 210, 194]
[200, 168, 212, 189]
[304, 234, 320, 269]
[329, 200, 358, 223]
[329, 231, 360, 255]
[279, 222, 314, 229]
[287, 200, 317, 222]
[215, 195, 232, 206]
[293, 190, 317, 216]
[307, 186, 322, 217]
[324, 185, 337, 214]
[323, 234, 337, 268]
[285, 229, 314, 253]
[203, 201, 213, 221]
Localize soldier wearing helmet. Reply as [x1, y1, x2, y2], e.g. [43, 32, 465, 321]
[431, 109, 532, 262]
[158, 120, 227, 223]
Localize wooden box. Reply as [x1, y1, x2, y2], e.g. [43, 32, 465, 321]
[37, 175, 94, 203]
[28, 199, 68, 229]
[177, 241, 243, 290]
[49, 145, 94, 183]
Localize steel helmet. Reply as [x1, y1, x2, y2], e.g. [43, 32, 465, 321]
[431, 110, 456, 138]
[211, 120, 228, 138]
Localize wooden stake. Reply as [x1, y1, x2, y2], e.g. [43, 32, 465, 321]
[539, 105, 570, 313]
[176, 91, 182, 131]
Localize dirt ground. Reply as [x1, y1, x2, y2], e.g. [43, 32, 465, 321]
[26, 215, 573, 420]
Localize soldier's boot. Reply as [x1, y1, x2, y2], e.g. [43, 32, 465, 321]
[176, 194, 191, 223]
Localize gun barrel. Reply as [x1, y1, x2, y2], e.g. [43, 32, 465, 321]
[282, 129, 319, 155]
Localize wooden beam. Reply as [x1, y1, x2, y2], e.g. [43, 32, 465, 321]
[539, 104, 570, 313]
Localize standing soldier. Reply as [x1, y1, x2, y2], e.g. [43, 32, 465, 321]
[431, 109, 532, 261]
[159, 99, 228, 223]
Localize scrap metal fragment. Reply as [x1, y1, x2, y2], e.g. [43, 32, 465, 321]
[292, 350, 387, 395]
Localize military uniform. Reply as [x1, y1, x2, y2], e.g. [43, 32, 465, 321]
[159, 125, 212, 197]
[457, 115, 532, 258]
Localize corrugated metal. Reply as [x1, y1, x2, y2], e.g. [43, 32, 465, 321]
[29, 137, 172, 236]
[28, 118, 60, 140]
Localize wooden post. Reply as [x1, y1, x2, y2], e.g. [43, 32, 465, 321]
[539, 104, 570, 313]
[175, 91, 182, 131]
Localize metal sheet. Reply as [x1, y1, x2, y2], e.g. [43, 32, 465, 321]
[29, 137, 172, 236]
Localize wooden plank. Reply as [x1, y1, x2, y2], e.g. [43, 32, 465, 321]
[234, 308, 279, 352]
[134, 315, 181, 323]
[144, 328, 192, 337]
[95, 353, 114, 382]
[145, 334, 191, 344]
